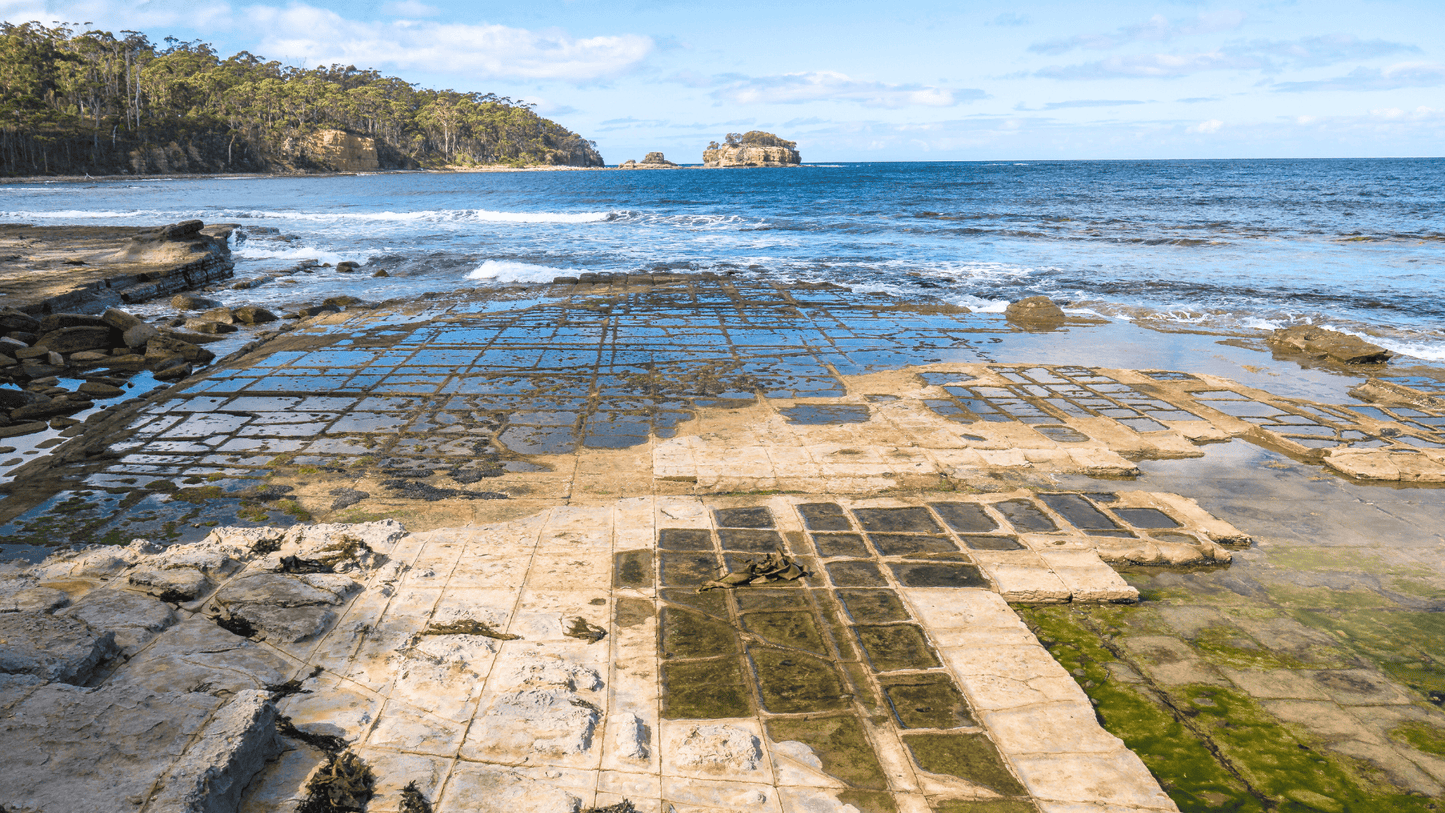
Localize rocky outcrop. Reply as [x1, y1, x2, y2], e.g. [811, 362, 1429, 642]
[620, 152, 679, 169]
[703, 144, 801, 167]
[1267, 324, 1393, 365]
[1006, 296, 1066, 330]
[303, 129, 380, 172]
[703, 133, 801, 167]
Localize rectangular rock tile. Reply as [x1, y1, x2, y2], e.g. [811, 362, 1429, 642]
[1009, 750, 1178, 810]
[980, 703, 1125, 755]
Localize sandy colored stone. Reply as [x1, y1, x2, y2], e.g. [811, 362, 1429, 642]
[0, 612, 117, 684]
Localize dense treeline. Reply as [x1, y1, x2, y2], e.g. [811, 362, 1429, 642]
[0, 22, 603, 176]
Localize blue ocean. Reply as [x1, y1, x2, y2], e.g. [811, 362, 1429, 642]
[3, 159, 1442, 359]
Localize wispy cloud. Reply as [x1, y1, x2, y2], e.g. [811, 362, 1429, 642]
[249, 3, 653, 81]
[1037, 99, 1148, 110]
[1034, 35, 1420, 80]
[1271, 63, 1445, 92]
[1028, 11, 1246, 55]
[987, 12, 1030, 27]
[708, 71, 985, 108]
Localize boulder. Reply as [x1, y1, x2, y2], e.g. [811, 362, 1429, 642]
[1267, 325, 1393, 364]
[122, 321, 160, 349]
[129, 567, 213, 602]
[67, 350, 110, 363]
[0, 683, 278, 813]
[1006, 296, 1066, 329]
[154, 362, 194, 381]
[65, 589, 178, 654]
[145, 334, 216, 367]
[197, 307, 235, 325]
[232, 305, 278, 325]
[0, 613, 118, 684]
[171, 293, 223, 311]
[185, 320, 239, 334]
[0, 336, 25, 350]
[372, 269, 389, 277]
[0, 353, 15, 367]
[0, 307, 41, 334]
[78, 381, 124, 398]
[0, 388, 36, 410]
[14, 346, 50, 360]
[112, 220, 231, 266]
[323, 295, 364, 308]
[35, 326, 115, 354]
[100, 308, 145, 332]
[335, 260, 360, 273]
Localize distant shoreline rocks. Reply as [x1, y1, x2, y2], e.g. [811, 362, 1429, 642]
[703, 132, 801, 168]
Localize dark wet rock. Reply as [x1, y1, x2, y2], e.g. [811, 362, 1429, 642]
[1006, 296, 1066, 329]
[232, 305, 277, 325]
[0, 420, 47, 438]
[0, 306, 41, 334]
[323, 295, 364, 308]
[371, 269, 389, 277]
[77, 381, 124, 398]
[0, 613, 119, 684]
[1267, 324, 1393, 364]
[37, 313, 110, 333]
[154, 361, 194, 381]
[382, 479, 508, 501]
[145, 334, 216, 368]
[14, 345, 50, 359]
[36, 325, 115, 354]
[329, 488, 370, 510]
[7, 331, 38, 345]
[335, 261, 360, 273]
[0, 387, 37, 410]
[11, 398, 88, 421]
[171, 293, 223, 311]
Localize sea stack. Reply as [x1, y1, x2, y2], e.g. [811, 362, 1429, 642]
[703, 132, 801, 167]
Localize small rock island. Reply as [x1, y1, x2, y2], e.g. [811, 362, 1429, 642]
[703, 131, 801, 167]
[618, 152, 681, 169]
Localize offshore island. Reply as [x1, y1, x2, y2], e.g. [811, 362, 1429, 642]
[2, 22, 1445, 813]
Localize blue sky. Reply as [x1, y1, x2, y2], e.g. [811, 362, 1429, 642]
[7, 0, 1443, 161]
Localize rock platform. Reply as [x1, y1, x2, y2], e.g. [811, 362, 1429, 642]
[2, 276, 1444, 812]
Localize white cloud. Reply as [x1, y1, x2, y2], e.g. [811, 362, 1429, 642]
[248, 3, 652, 81]
[709, 71, 984, 108]
[1188, 119, 1224, 134]
[0, 0, 234, 33]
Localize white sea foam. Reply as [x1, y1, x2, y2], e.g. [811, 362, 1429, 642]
[244, 208, 614, 225]
[467, 259, 579, 283]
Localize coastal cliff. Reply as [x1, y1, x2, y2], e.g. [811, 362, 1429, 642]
[703, 132, 801, 167]
[302, 130, 380, 173]
[0, 22, 603, 175]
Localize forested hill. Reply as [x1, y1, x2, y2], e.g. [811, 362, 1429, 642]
[0, 22, 604, 176]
